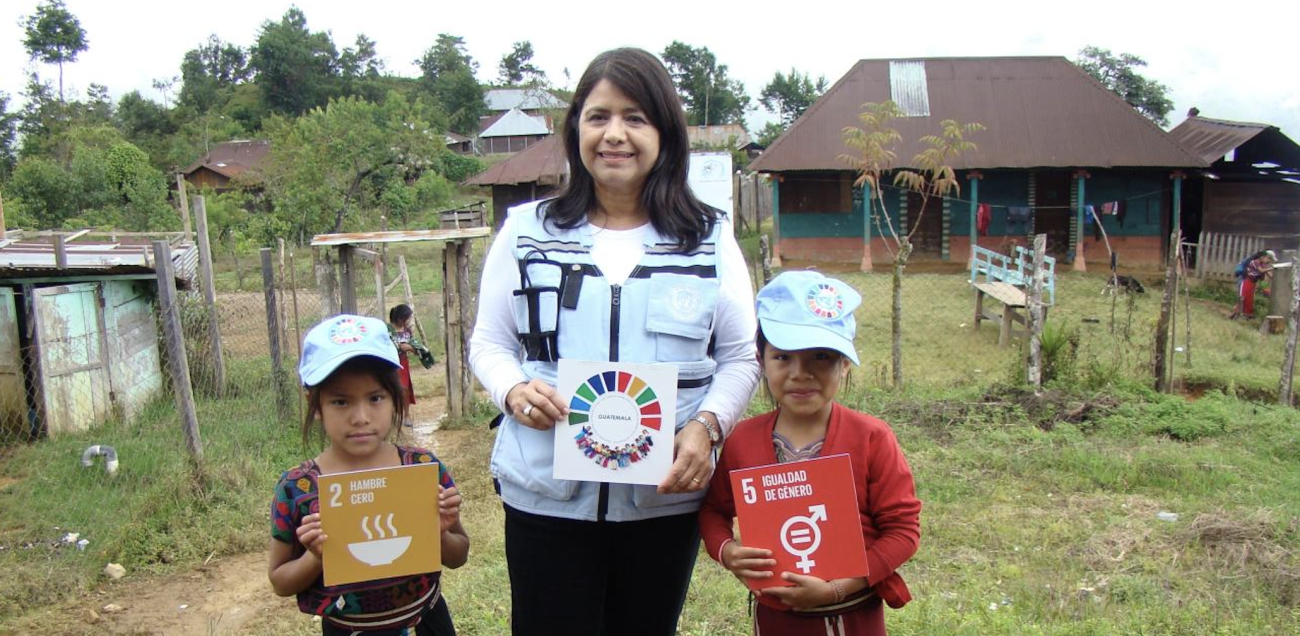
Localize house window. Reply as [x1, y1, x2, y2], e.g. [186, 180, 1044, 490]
[781, 173, 852, 214]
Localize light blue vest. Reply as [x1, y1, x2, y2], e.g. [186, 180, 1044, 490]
[490, 200, 721, 522]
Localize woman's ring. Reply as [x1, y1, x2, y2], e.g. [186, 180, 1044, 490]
[522, 404, 534, 417]
[691, 477, 701, 483]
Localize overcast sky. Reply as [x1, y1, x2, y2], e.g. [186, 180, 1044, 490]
[4, 0, 1298, 140]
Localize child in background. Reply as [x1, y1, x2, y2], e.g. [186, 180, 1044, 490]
[1231, 249, 1276, 320]
[699, 272, 921, 635]
[268, 314, 469, 635]
[388, 304, 434, 427]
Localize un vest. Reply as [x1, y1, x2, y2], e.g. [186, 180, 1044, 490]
[490, 199, 721, 522]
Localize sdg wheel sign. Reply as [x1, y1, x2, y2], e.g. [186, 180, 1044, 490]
[728, 454, 869, 590]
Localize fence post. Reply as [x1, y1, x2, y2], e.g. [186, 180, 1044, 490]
[399, 255, 429, 343]
[175, 173, 193, 240]
[1280, 242, 1300, 406]
[457, 241, 475, 414]
[1027, 234, 1046, 388]
[759, 235, 773, 285]
[316, 247, 338, 317]
[193, 196, 226, 395]
[262, 248, 289, 420]
[339, 245, 357, 314]
[153, 240, 203, 461]
[1153, 231, 1180, 393]
[442, 242, 464, 421]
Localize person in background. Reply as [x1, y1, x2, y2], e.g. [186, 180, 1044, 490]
[1231, 249, 1276, 320]
[389, 304, 434, 426]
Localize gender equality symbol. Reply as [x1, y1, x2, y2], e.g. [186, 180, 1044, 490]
[779, 504, 828, 574]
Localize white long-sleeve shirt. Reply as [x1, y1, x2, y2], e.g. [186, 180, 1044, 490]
[468, 213, 760, 436]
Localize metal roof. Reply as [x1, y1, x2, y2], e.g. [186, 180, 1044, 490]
[463, 136, 566, 186]
[480, 108, 551, 138]
[0, 231, 198, 285]
[181, 139, 270, 178]
[1168, 116, 1272, 165]
[750, 57, 1208, 173]
[484, 88, 568, 111]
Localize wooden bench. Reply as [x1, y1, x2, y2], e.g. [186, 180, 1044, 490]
[973, 281, 1043, 346]
[970, 245, 1055, 346]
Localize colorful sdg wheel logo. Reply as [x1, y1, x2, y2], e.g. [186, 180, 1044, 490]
[568, 371, 662, 469]
[805, 283, 844, 320]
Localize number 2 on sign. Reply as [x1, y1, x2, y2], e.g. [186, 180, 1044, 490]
[329, 483, 343, 507]
[741, 478, 757, 504]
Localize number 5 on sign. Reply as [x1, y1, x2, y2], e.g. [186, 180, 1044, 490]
[728, 453, 869, 590]
[318, 463, 441, 587]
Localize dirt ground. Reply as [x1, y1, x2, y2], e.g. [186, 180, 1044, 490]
[37, 365, 473, 636]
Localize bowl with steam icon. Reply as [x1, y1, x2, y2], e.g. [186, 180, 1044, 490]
[347, 513, 411, 566]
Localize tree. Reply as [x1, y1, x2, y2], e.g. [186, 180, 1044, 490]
[499, 41, 545, 86]
[417, 34, 485, 134]
[842, 102, 982, 388]
[21, 0, 88, 102]
[1076, 46, 1173, 127]
[179, 35, 251, 112]
[760, 68, 826, 126]
[261, 92, 449, 237]
[249, 8, 340, 115]
[0, 93, 20, 180]
[755, 121, 785, 148]
[661, 41, 750, 126]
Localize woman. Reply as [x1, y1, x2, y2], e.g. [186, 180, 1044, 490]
[1231, 249, 1275, 320]
[469, 48, 760, 636]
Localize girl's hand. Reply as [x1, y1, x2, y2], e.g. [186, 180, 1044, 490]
[658, 423, 712, 494]
[399, 343, 416, 353]
[296, 513, 328, 558]
[438, 485, 462, 533]
[505, 379, 568, 431]
[763, 572, 837, 609]
[721, 541, 776, 581]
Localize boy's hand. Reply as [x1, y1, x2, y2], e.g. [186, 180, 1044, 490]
[763, 572, 837, 609]
[296, 513, 327, 558]
[721, 541, 776, 581]
[438, 485, 462, 533]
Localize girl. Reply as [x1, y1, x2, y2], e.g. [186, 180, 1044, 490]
[389, 304, 434, 426]
[699, 271, 921, 635]
[1231, 249, 1275, 320]
[269, 314, 470, 635]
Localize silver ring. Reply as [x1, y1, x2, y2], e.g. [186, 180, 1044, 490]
[521, 404, 534, 417]
[691, 477, 701, 483]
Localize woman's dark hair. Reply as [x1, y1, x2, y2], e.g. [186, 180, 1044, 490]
[545, 47, 717, 251]
[302, 356, 408, 446]
[389, 304, 413, 324]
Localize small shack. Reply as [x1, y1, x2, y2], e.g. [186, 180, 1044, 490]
[463, 136, 566, 229]
[0, 231, 197, 440]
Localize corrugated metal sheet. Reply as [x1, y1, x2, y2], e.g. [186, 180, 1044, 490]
[485, 88, 568, 111]
[750, 57, 1208, 172]
[0, 234, 198, 287]
[889, 61, 930, 117]
[481, 108, 551, 138]
[1168, 116, 1270, 165]
[464, 136, 567, 186]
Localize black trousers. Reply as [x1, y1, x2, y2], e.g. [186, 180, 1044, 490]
[504, 504, 701, 636]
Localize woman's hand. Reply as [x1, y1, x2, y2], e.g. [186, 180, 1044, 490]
[295, 513, 327, 559]
[505, 379, 568, 431]
[658, 422, 712, 494]
[438, 485, 462, 533]
[762, 572, 837, 609]
[721, 541, 776, 582]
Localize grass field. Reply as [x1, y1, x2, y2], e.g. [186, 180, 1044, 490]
[2, 249, 1299, 634]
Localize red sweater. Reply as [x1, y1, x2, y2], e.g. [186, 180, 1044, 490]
[699, 403, 921, 611]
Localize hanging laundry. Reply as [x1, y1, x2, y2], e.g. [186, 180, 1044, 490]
[1006, 206, 1032, 234]
[977, 203, 991, 236]
[1116, 200, 1127, 227]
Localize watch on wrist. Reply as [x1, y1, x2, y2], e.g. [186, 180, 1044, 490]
[690, 414, 721, 447]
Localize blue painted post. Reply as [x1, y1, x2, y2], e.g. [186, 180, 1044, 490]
[1172, 173, 1183, 239]
[861, 183, 873, 272]
[1074, 172, 1087, 271]
[771, 177, 782, 267]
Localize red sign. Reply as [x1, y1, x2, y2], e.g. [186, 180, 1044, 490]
[728, 453, 869, 590]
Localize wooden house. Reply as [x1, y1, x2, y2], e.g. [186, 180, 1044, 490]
[478, 108, 553, 155]
[463, 136, 566, 228]
[179, 139, 270, 192]
[0, 231, 197, 440]
[748, 57, 1207, 269]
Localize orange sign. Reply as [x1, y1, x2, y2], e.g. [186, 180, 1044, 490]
[729, 454, 869, 590]
[318, 463, 441, 587]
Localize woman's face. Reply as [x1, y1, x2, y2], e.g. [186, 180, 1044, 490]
[578, 79, 661, 198]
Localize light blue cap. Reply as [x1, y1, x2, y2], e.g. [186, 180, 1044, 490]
[298, 314, 401, 386]
[756, 271, 861, 365]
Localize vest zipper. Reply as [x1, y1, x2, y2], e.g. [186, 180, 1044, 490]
[598, 283, 622, 522]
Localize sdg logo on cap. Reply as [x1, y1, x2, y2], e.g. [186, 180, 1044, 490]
[806, 283, 845, 320]
[330, 317, 368, 344]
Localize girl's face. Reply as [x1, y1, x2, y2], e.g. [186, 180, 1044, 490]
[317, 367, 396, 463]
[578, 79, 661, 198]
[761, 345, 849, 422]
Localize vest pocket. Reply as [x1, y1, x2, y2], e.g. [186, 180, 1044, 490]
[645, 274, 718, 362]
[490, 418, 580, 501]
[512, 263, 562, 362]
